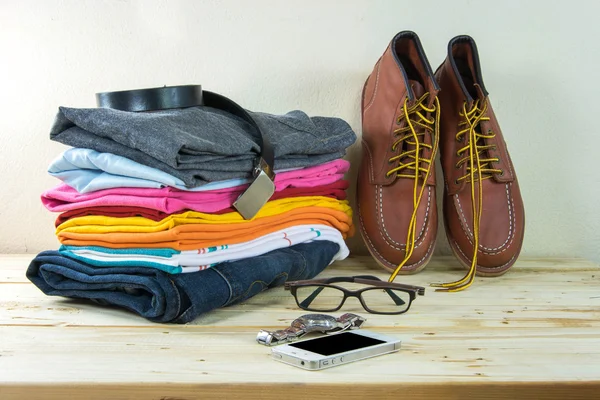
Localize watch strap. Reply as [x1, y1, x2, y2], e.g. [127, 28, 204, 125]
[256, 313, 367, 346]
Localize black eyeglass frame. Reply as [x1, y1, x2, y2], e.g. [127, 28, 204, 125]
[284, 275, 425, 315]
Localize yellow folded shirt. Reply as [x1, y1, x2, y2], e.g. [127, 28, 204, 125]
[56, 196, 352, 235]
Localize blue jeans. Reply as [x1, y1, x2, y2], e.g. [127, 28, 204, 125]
[27, 241, 339, 323]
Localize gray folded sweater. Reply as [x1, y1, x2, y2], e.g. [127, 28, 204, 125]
[50, 105, 356, 187]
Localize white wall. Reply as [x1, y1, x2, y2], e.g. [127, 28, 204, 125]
[1, 0, 598, 262]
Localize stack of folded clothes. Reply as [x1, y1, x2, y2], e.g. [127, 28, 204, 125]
[28, 100, 356, 323]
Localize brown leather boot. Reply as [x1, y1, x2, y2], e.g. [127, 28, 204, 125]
[434, 35, 525, 291]
[358, 31, 441, 279]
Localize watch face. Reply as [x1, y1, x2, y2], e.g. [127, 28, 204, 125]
[292, 314, 337, 331]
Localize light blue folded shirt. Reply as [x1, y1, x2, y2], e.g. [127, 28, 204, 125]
[48, 148, 249, 193]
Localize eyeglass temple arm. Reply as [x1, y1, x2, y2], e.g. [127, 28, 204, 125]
[298, 286, 326, 308]
[287, 275, 382, 286]
[383, 288, 406, 306]
[303, 276, 365, 285]
[353, 278, 425, 295]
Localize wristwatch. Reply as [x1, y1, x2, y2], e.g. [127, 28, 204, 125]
[256, 313, 366, 346]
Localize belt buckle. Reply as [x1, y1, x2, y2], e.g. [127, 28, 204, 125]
[233, 157, 275, 220]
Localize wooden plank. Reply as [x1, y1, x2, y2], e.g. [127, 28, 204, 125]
[0, 255, 599, 399]
[2, 257, 598, 327]
[1, 382, 600, 400]
[0, 254, 34, 283]
[1, 326, 599, 383]
[2, 283, 600, 328]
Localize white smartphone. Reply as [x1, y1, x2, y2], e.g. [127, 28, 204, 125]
[270, 330, 401, 370]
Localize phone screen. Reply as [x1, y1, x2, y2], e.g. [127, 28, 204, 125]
[288, 332, 386, 356]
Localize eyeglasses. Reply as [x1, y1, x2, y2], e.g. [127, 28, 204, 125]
[284, 275, 425, 315]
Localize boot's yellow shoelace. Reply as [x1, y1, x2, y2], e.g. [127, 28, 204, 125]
[387, 93, 441, 283]
[431, 100, 503, 292]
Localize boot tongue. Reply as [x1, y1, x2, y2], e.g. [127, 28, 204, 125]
[474, 83, 486, 100]
[408, 80, 425, 99]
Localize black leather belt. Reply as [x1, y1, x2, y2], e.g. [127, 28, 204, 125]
[96, 85, 276, 219]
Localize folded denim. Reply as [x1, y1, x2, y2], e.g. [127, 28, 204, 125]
[50, 105, 356, 187]
[49, 148, 350, 194]
[53, 180, 349, 227]
[27, 241, 340, 323]
[59, 224, 349, 273]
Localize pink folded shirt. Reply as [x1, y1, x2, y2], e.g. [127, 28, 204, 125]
[42, 159, 349, 214]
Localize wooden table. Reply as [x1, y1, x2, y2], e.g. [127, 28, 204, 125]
[1, 254, 599, 399]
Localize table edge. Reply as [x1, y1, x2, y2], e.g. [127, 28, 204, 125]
[1, 381, 600, 400]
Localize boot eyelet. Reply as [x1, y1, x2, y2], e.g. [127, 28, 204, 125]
[455, 164, 461, 169]
[454, 179, 460, 185]
[499, 170, 505, 177]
